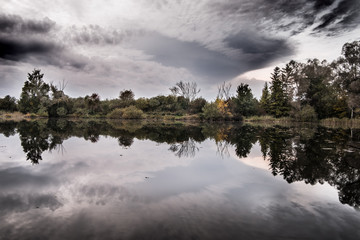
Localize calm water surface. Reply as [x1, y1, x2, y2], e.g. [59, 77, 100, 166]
[0, 120, 360, 240]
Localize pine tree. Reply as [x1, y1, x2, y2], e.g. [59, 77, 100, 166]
[269, 67, 290, 117]
[234, 83, 256, 116]
[18, 69, 50, 113]
[260, 82, 271, 114]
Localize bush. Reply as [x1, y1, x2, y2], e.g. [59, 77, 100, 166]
[74, 108, 89, 117]
[37, 107, 49, 117]
[122, 106, 144, 119]
[135, 98, 150, 111]
[107, 108, 123, 119]
[202, 102, 222, 120]
[296, 105, 318, 122]
[189, 97, 207, 114]
[107, 106, 144, 119]
[56, 107, 68, 117]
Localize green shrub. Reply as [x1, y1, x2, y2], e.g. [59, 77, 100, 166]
[74, 108, 89, 117]
[56, 107, 68, 117]
[122, 106, 144, 119]
[202, 102, 222, 120]
[37, 107, 49, 117]
[296, 105, 318, 122]
[107, 108, 123, 119]
[107, 106, 144, 119]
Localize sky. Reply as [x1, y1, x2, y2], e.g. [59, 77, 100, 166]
[0, 0, 360, 100]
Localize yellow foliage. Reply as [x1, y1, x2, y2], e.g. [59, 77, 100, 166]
[215, 98, 232, 117]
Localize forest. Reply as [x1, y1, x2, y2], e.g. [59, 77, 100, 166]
[0, 40, 359, 122]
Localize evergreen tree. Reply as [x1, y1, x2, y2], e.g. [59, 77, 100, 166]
[18, 69, 50, 113]
[269, 67, 291, 117]
[234, 83, 256, 116]
[260, 82, 271, 114]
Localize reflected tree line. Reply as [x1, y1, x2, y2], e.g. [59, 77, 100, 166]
[0, 119, 359, 208]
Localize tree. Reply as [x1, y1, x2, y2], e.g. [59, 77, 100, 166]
[119, 89, 135, 103]
[202, 102, 222, 120]
[0, 95, 17, 112]
[170, 81, 200, 101]
[189, 97, 207, 114]
[269, 67, 291, 117]
[18, 69, 50, 113]
[260, 82, 271, 114]
[85, 93, 101, 114]
[301, 59, 338, 119]
[337, 41, 360, 118]
[47, 80, 71, 117]
[234, 83, 257, 117]
[217, 82, 232, 100]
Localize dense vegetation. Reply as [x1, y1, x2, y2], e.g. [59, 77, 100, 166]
[1, 41, 359, 121]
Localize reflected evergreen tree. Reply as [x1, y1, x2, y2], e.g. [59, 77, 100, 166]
[260, 126, 360, 209]
[230, 125, 258, 158]
[18, 121, 50, 164]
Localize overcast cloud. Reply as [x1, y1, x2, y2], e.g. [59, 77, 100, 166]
[0, 0, 359, 99]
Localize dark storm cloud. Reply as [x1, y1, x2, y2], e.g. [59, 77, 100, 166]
[0, 14, 59, 62]
[313, 0, 360, 33]
[134, 32, 241, 81]
[134, 32, 293, 81]
[225, 30, 293, 65]
[0, 36, 88, 70]
[0, 37, 58, 61]
[0, 14, 55, 34]
[0, 19, 89, 70]
[210, 0, 359, 35]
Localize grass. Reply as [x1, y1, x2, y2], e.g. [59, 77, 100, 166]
[2, 110, 360, 128]
[0, 111, 29, 121]
[320, 118, 360, 128]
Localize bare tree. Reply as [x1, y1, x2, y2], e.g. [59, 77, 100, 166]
[50, 79, 68, 101]
[217, 81, 232, 100]
[170, 81, 200, 101]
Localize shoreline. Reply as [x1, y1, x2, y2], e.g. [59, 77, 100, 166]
[1, 111, 360, 128]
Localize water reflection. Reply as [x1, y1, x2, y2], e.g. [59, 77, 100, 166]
[169, 138, 199, 158]
[1, 120, 360, 210]
[1, 119, 360, 239]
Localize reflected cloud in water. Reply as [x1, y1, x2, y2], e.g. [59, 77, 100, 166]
[0, 120, 360, 239]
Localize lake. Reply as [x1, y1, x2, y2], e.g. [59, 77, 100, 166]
[0, 119, 360, 240]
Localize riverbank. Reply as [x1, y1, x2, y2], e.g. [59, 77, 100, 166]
[244, 115, 360, 128]
[2, 111, 360, 128]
